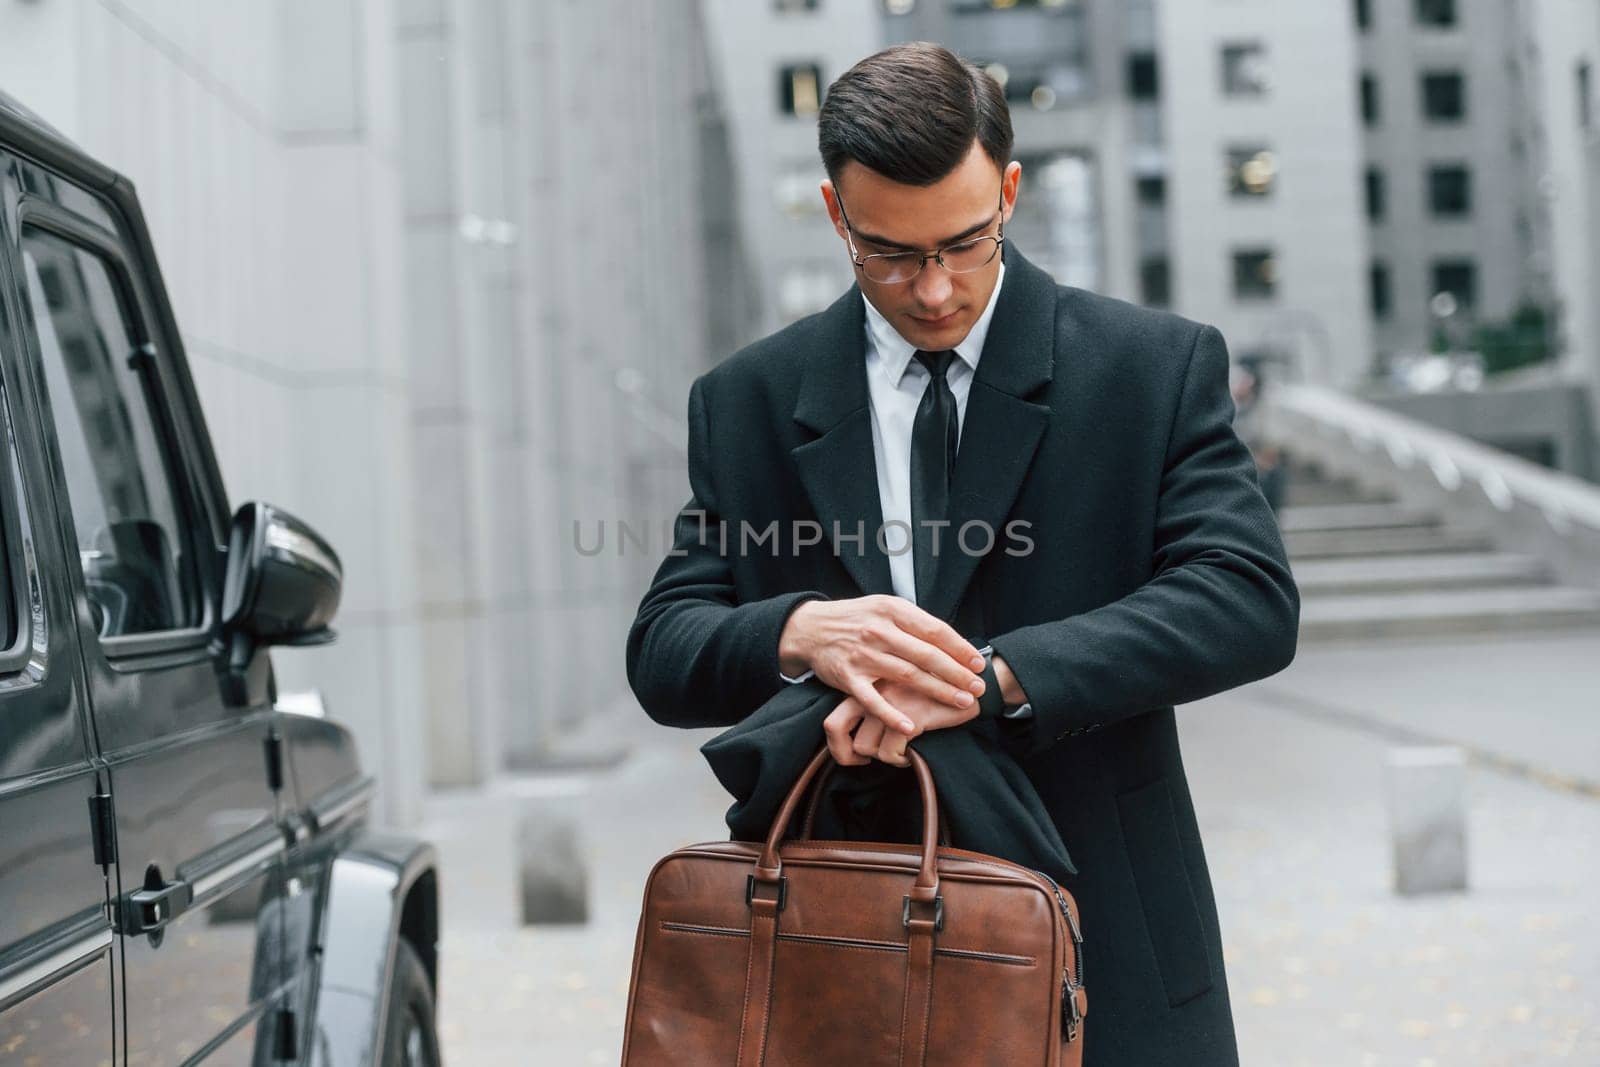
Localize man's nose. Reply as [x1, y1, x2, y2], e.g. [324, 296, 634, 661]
[911, 259, 954, 308]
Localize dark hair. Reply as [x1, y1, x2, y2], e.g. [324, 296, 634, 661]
[818, 42, 1013, 188]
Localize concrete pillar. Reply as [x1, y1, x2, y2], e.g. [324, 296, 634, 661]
[272, 0, 429, 827]
[1385, 745, 1470, 895]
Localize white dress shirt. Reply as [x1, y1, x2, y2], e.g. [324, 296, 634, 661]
[779, 263, 1032, 720]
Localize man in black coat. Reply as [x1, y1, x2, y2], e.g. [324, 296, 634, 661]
[625, 42, 1298, 1066]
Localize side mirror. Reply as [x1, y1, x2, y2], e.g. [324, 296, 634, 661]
[221, 502, 342, 699]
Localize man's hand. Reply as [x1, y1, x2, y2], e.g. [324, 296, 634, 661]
[780, 595, 987, 736]
[823, 679, 986, 768]
[822, 653, 1031, 768]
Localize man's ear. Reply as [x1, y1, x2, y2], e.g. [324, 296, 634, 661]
[1002, 161, 1023, 226]
[820, 179, 848, 239]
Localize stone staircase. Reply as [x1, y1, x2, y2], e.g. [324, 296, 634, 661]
[1281, 462, 1600, 639]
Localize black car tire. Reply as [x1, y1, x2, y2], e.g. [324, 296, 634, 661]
[381, 940, 442, 1067]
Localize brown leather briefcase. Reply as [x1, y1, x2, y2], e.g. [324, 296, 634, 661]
[621, 745, 1087, 1066]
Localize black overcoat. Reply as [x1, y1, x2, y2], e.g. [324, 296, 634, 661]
[625, 243, 1299, 1065]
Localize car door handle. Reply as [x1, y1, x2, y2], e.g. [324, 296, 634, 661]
[119, 876, 193, 937]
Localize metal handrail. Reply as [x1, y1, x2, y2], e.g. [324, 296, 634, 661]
[1265, 384, 1600, 534]
[1260, 383, 1600, 590]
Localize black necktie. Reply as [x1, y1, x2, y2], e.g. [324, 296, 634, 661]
[910, 349, 959, 605]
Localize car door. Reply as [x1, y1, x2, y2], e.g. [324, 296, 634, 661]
[12, 186, 292, 1065]
[0, 172, 116, 1067]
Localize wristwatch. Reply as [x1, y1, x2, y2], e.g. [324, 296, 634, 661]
[976, 645, 1033, 721]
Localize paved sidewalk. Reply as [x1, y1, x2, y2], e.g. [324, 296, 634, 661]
[424, 633, 1600, 1065]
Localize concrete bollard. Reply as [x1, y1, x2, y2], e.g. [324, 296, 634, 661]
[1385, 745, 1468, 896]
[519, 809, 590, 924]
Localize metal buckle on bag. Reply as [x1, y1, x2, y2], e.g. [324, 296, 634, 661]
[902, 893, 943, 931]
[746, 874, 787, 911]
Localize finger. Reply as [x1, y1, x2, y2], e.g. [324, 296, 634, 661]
[876, 726, 910, 768]
[849, 678, 917, 736]
[852, 714, 885, 758]
[889, 600, 985, 672]
[824, 701, 869, 766]
[868, 632, 986, 708]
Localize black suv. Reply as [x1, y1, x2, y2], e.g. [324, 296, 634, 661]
[0, 92, 440, 1065]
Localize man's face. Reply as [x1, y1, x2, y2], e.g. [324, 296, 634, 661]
[824, 140, 1021, 352]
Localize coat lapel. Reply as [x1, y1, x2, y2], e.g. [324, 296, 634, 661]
[791, 286, 895, 597]
[790, 245, 1057, 612]
[919, 245, 1056, 623]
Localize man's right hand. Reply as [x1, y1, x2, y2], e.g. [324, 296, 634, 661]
[778, 595, 987, 736]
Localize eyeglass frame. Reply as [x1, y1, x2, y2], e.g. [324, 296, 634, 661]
[834, 186, 1007, 284]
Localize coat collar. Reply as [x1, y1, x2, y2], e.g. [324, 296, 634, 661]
[790, 243, 1057, 623]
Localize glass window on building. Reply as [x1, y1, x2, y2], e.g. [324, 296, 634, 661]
[1421, 71, 1466, 121]
[774, 0, 819, 10]
[1428, 164, 1472, 217]
[1232, 248, 1277, 300]
[1127, 52, 1159, 101]
[1221, 42, 1268, 97]
[1226, 146, 1277, 197]
[1366, 167, 1386, 221]
[949, 0, 1079, 10]
[984, 60, 1087, 111]
[1416, 0, 1458, 29]
[1355, 0, 1372, 32]
[778, 63, 823, 117]
[1370, 261, 1392, 319]
[1579, 61, 1593, 130]
[1361, 73, 1380, 125]
[1136, 176, 1166, 205]
[1431, 259, 1476, 311]
[1140, 257, 1170, 308]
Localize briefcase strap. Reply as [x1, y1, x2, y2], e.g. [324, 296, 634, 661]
[899, 915, 938, 1067]
[735, 889, 783, 1067]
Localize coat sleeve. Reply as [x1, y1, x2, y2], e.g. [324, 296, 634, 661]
[625, 375, 829, 729]
[986, 323, 1299, 759]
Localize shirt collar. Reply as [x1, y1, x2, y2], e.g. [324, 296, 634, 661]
[863, 260, 1007, 388]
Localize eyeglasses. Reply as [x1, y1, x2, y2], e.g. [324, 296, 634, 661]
[836, 188, 1006, 285]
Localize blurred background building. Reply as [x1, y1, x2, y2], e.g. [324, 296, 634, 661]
[3, 1, 1599, 1063]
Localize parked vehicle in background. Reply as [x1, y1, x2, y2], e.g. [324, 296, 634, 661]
[0, 88, 440, 1066]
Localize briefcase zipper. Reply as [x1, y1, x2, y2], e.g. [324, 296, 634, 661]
[1035, 872, 1085, 1043]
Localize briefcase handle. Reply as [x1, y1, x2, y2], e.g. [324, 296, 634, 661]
[753, 746, 943, 909]
[796, 758, 952, 848]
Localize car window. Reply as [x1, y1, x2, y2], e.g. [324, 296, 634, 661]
[0, 387, 41, 668]
[0, 341, 42, 683]
[19, 230, 200, 638]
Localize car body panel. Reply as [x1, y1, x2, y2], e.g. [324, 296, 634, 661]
[304, 829, 438, 1067]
